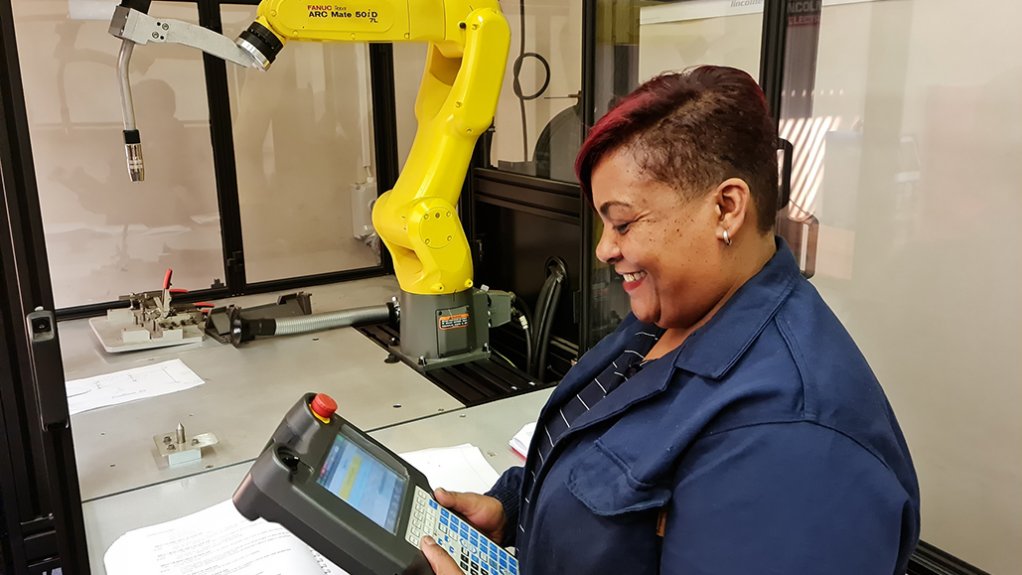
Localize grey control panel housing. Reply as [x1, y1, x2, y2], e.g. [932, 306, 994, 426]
[233, 393, 432, 575]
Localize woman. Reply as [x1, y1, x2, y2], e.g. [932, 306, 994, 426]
[421, 66, 920, 574]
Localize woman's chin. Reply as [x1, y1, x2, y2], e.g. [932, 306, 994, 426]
[629, 304, 658, 325]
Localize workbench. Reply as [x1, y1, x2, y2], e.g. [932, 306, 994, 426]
[60, 277, 551, 573]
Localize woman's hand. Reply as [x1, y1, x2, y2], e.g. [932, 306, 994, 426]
[419, 488, 508, 574]
[433, 488, 507, 543]
[420, 536, 464, 574]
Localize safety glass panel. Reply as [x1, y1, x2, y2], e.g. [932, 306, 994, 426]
[783, 2, 1021, 573]
[637, 1, 763, 88]
[222, 6, 382, 283]
[392, 44, 427, 171]
[12, 1, 225, 307]
[489, 0, 584, 183]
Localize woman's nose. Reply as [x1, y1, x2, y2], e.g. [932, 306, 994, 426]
[595, 226, 620, 264]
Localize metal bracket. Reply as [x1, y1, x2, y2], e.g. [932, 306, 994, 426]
[154, 423, 218, 467]
[109, 5, 258, 68]
[205, 292, 313, 344]
[26, 308, 56, 343]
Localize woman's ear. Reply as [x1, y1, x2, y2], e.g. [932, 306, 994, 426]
[714, 178, 752, 243]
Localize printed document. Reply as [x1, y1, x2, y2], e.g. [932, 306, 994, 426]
[65, 359, 204, 415]
[105, 444, 501, 574]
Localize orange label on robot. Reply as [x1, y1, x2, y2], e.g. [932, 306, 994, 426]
[438, 313, 470, 331]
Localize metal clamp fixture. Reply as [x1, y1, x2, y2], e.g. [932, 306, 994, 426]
[154, 423, 218, 467]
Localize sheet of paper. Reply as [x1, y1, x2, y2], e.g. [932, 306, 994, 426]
[65, 359, 204, 415]
[104, 445, 503, 574]
[104, 500, 348, 575]
[508, 422, 536, 459]
[400, 443, 501, 494]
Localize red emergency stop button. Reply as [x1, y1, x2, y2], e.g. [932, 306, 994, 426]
[310, 393, 336, 423]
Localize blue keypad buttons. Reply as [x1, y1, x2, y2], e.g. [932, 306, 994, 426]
[404, 486, 518, 575]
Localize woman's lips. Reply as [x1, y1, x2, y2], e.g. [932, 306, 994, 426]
[621, 271, 646, 292]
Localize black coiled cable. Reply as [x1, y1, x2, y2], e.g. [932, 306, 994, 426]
[512, 0, 551, 160]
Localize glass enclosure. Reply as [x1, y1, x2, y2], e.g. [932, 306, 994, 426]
[12, 0, 225, 307]
[222, 6, 381, 283]
[488, 0, 584, 183]
[391, 44, 428, 171]
[786, 2, 1021, 572]
[585, 0, 764, 346]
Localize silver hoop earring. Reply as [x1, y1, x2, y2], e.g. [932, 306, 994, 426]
[722, 229, 732, 246]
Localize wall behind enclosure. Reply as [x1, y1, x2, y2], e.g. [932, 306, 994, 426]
[804, 2, 1022, 571]
[638, 12, 761, 80]
[490, 0, 583, 181]
[392, 44, 427, 170]
[13, 0, 382, 306]
[638, 1, 1021, 572]
[222, 6, 379, 283]
[13, 0, 224, 307]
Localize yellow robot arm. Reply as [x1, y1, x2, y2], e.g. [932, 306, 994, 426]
[110, 0, 512, 369]
[241, 0, 510, 296]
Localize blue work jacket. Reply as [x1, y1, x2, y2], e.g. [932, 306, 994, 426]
[488, 239, 920, 574]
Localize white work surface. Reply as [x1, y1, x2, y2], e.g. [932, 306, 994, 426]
[83, 389, 552, 574]
[62, 277, 463, 501]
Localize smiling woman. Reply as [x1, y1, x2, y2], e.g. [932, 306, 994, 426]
[421, 66, 922, 575]
[579, 67, 781, 355]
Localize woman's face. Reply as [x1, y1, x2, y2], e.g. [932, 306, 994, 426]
[591, 148, 729, 329]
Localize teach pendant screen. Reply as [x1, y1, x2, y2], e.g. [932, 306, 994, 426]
[317, 434, 406, 533]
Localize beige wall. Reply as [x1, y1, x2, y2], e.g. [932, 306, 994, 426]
[14, 0, 380, 305]
[638, 12, 762, 80]
[392, 44, 428, 170]
[809, 2, 1022, 571]
[13, 0, 224, 306]
[221, 5, 379, 283]
[490, 0, 583, 175]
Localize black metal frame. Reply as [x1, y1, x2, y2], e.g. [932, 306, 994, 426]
[0, 0, 89, 571]
[198, 0, 248, 290]
[758, 0, 789, 126]
[473, 168, 580, 224]
[470, 168, 582, 372]
[908, 542, 991, 575]
[579, 0, 597, 351]
[368, 42, 400, 276]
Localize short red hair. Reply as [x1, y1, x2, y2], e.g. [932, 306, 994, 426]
[575, 66, 778, 232]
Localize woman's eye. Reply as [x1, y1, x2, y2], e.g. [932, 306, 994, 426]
[614, 222, 631, 234]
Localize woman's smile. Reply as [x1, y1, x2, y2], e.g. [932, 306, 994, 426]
[620, 270, 647, 292]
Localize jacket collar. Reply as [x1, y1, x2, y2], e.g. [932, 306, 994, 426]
[673, 237, 799, 380]
[532, 314, 648, 443]
[529, 314, 673, 484]
[543, 237, 799, 430]
[528, 238, 800, 486]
